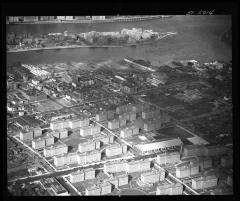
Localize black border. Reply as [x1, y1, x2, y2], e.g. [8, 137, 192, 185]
[1, 1, 239, 201]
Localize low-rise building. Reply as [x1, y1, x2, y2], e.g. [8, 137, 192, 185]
[32, 137, 45, 149]
[157, 151, 181, 165]
[33, 127, 42, 138]
[108, 119, 120, 130]
[44, 143, 68, 158]
[117, 173, 128, 186]
[84, 168, 95, 180]
[40, 177, 68, 196]
[70, 170, 84, 183]
[78, 140, 97, 153]
[220, 156, 233, 167]
[192, 175, 218, 190]
[105, 144, 123, 157]
[20, 130, 34, 141]
[100, 182, 112, 195]
[156, 182, 183, 195]
[85, 185, 101, 196]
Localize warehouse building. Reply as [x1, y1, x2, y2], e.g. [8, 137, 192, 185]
[40, 177, 68, 196]
[43, 143, 68, 157]
[20, 130, 34, 141]
[156, 182, 183, 195]
[203, 145, 230, 157]
[32, 137, 45, 149]
[33, 127, 42, 138]
[192, 175, 218, 190]
[157, 151, 180, 165]
[183, 144, 206, 157]
[69, 170, 84, 183]
[108, 119, 120, 130]
[134, 138, 182, 155]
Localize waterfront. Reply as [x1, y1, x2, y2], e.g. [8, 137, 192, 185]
[7, 15, 231, 66]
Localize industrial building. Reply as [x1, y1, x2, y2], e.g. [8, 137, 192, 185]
[33, 127, 42, 138]
[175, 162, 200, 178]
[43, 143, 68, 157]
[192, 175, 218, 190]
[20, 130, 33, 141]
[183, 144, 206, 157]
[40, 177, 68, 196]
[134, 138, 182, 155]
[203, 145, 231, 157]
[141, 169, 165, 184]
[156, 182, 183, 195]
[156, 151, 180, 165]
[69, 170, 85, 183]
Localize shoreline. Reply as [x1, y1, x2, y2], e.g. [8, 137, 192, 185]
[6, 16, 173, 25]
[7, 32, 177, 53]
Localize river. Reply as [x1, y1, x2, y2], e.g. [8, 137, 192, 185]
[7, 15, 232, 66]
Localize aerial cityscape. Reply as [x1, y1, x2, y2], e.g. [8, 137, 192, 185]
[6, 15, 233, 196]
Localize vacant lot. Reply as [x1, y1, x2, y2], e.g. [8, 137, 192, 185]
[34, 99, 63, 112]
